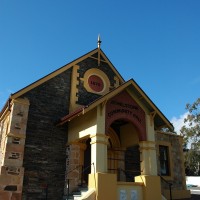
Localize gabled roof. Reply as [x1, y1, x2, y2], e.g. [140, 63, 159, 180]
[0, 48, 125, 117]
[57, 79, 174, 131]
[10, 48, 125, 100]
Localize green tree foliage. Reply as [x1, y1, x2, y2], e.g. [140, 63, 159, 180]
[184, 149, 200, 176]
[180, 98, 200, 175]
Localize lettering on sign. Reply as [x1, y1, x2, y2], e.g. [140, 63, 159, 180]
[88, 75, 104, 92]
[90, 81, 101, 86]
[110, 100, 138, 110]
[106, 90, 146, 140]
[107, 100, 142, 124]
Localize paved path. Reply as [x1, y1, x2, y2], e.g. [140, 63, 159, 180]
[181, 187, 200, 200]
[190, 187, 200, 198]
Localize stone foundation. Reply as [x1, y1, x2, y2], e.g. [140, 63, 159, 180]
[156, 131, 188, 193]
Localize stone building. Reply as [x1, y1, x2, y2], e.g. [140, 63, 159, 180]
[0, 42, 190, 200]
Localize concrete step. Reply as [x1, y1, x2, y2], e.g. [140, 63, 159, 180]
[63, 186, 88, 200]
[63, 195, 74, 200]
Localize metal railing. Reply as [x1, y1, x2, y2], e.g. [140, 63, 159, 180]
[107, 147, 141, 181]
[66, 164, 83, 200]
[118, 167, 141, 181]
[107, 167, 141, 182]
[158, 174, 173, 200]
[65, 163, 94, 200]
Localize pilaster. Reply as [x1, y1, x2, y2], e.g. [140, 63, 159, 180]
[69, 65, 80, 112]
[139, 141, 157, 175]
[0, 98, 30, 199]
[90, 134, 109, 173]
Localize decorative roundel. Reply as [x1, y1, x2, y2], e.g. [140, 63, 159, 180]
[88, 75, 104, 93]
[82, 68, 110, 95]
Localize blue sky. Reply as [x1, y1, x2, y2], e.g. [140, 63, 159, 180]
[0, 1, 200, 132]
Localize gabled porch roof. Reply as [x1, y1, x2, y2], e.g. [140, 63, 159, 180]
[57, 79, 174, 131]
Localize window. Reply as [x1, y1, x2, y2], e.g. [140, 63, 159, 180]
[159, 145, 170, 176]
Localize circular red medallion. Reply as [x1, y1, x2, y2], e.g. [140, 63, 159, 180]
[88, 75, 104, 92]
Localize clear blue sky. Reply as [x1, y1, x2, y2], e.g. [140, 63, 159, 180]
[0, 1, 200, 131]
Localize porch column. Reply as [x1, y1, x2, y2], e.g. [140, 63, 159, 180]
[90, 134, 109, 173]
[139, 141, 157, 175]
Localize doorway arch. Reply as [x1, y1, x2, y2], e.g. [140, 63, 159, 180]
[105, 90, 147, 141]
[107, 119, 141, 182]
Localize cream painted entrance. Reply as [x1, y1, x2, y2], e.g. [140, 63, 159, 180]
[107, 120, 141, 182]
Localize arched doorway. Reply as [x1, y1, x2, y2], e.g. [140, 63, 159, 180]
[107, 119, 141, 182]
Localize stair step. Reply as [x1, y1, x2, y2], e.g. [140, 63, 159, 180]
[73, 195, 82, 200]
[63, 195, 74, 200]
[63, 185, 89, 200]
[73, 191, 81, 195]
[80, 188, 88, 193]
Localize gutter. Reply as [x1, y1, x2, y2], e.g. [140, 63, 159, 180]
[57, 106, 86, 126]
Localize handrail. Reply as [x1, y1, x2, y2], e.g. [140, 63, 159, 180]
[81, 162, 95, 186]
[118, 168, 133, 181]
[66, 164, 83, 200]
[158, 174, 173, 200]
[82, 162, 94, 174]
[66, 164, 83, 175]
[118, 168, 141, 173]
[66, 163, 94, 200]
[107, 167, 141, 182]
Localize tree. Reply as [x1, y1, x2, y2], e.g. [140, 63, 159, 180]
[180, 98, 200, 176]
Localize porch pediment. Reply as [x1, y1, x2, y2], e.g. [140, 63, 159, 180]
[105, 90, 146, 141]
[57, 79, 173, 131]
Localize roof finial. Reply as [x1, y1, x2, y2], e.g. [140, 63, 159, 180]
[97, 34, 102, 49]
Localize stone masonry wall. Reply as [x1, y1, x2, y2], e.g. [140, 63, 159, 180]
[0, 114, 10, 168]
[155, 132, 186, 190]
[64, 144, 80, 195]
[0, 98, 30, 200]
[77, 56, 118, 105]
[3, 52, 122, 200]
[21, 69, 72, 200]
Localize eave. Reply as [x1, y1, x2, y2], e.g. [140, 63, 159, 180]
[10, 48, 125, 100]
[0, 97, 12, 121]
[57, 79, 174, 131]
